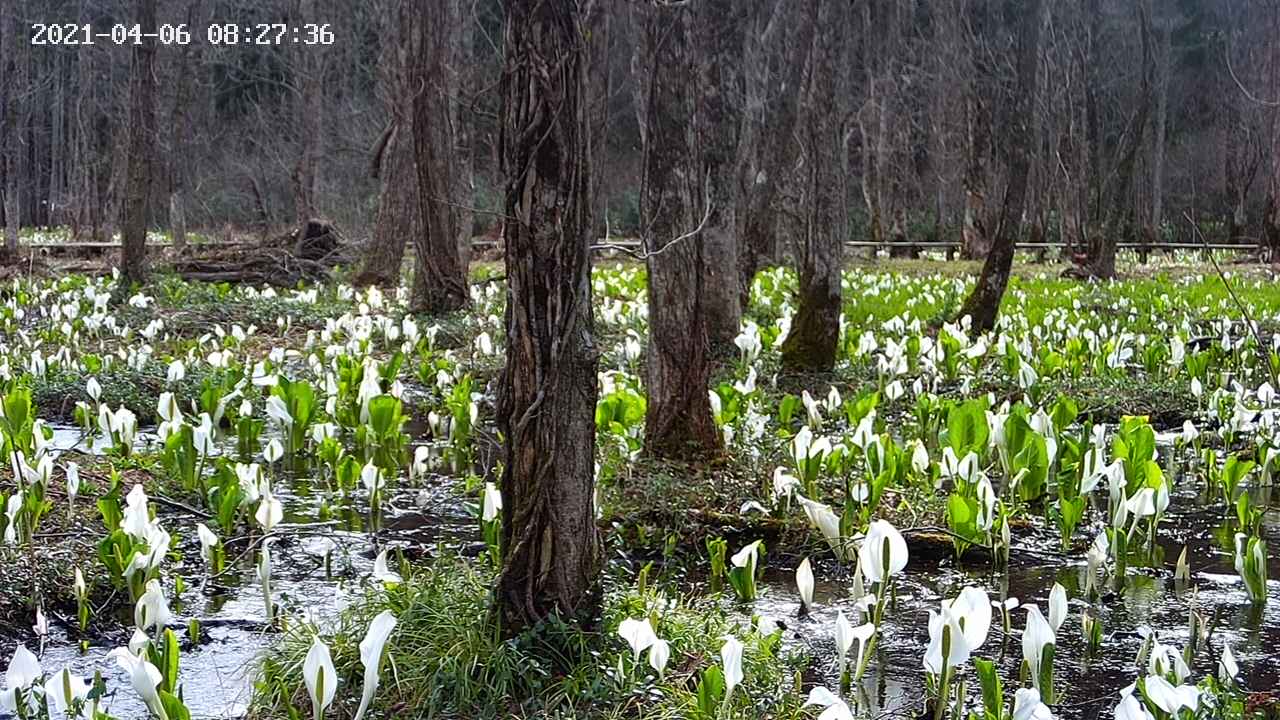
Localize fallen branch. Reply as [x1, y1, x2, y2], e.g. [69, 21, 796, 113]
[1184, 211, 1280, 390]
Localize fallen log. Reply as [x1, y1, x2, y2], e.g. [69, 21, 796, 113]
[170, 219, 355, 286]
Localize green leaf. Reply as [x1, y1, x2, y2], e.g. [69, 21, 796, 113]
[160, 629, 180, 693]
[946, 493, 980, 557]
[1038, 642, 1056, 704]
[975, 658, 1004, 720]
[778, 394, 801, 426]
[159, 690, 192, 720]
[1050, 395, 1078, 431]
[946, 399, 988, 457]
[695, 666, 725, 719]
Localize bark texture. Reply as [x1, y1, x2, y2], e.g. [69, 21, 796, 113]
[1085, 0, 1154, 279]
[357, 3, 419, 288]
[739, 0, 804, 305]
[496, 0, 601, 634]
[780, 0, 848, 373]
[2, 6, 21, 259]
[411, 0, 468, 313]
[695, 0, 745, 351]
[290, 0, 321, 236]
[120, 0, 158, 285]
[640, 2, 722, 460]
[958, 0, 1045, 333]
[166, 1, 197, 252]
[358, 125, 418, 287]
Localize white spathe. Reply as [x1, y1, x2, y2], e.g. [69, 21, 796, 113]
[858, 520, 908, 584]
[352, 610, 398, 720]
[303, 636, 338, 720]
[796, 557, 815, 612]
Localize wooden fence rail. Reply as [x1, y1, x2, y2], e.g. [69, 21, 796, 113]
[21, 238, 1254, 253]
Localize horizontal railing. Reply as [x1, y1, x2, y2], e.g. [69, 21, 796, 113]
[17, 237, 1255, 253]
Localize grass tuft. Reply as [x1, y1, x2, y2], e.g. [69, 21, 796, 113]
[251, 555, 811, 719]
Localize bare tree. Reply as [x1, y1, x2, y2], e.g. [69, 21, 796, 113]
[779, 0, 849, 373]
[411, 0, 468, 313]
[355, 0, 419, 288]
[120, 0, 159, 286]
[495, 0, 601, 633]
[957, 0, 1046, 332]
[0, 2, 18, 260]
[739, 0, 803, 304]
[1266, 1, 1280, 258]
[1079, 0, 1154, 279]
[695, 0, 745, 350]
[640, 1, 721, 459]
[165, 1, 200, 252]
[960, 2, 993, 260]
[1150, 15, 1172, 235]
[360, 126, 419, 288]
[5, 0, 1279, 279]
[289, 0, 323, 237]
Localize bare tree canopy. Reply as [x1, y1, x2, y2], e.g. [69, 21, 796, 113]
[1, 0, 1276, 270]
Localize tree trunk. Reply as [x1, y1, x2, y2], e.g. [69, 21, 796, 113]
[739, 0, 801, 307]
[961, 2, 992, 260]
[640, 3, 722, 460]
[859, 0, 890, 252]
[168, 192, 186, 249]
[588, 4, 614, 239]
[358, 125, 417, 287]
[1265, 191, 1280, 261]
[696, 0, 745, 351]
[452, 0, 475, 274]
[291, 0, 321, 236]
[1086, 0, 1153, 280]
[168, 1, 197, 252]
[120, 0, 158, 286]
[357, 2, 419, 289]
[961, 97, 990, 259]
[1, 5, 20, 259]
[1267, 2, 1280, 261]
[495, 0, 601, 634]
[290, 0, 322, 235]
[958, 0, 1045, 333]
[411, 0, 468, 314]
[1150, 20, 1171, 234]
[780, 0, 848, 373]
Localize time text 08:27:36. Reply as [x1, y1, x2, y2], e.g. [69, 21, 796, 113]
[30, 22, 335, 46]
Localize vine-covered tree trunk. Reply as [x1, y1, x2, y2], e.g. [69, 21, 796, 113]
[411, 0, 468, 313]
[495, 0, 601, 634]
[958, 0, 1045, 333]
[696, 0, 745, 351]
[780, 0, 848, 373]
[641, 3, 721, 460]
[120, 0, 157, 286]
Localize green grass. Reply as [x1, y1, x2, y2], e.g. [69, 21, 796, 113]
[251, 556, 810, 720]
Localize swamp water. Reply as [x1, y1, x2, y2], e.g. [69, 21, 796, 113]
[17, 427, 1280, 719]
[20, 426, 472, 719]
